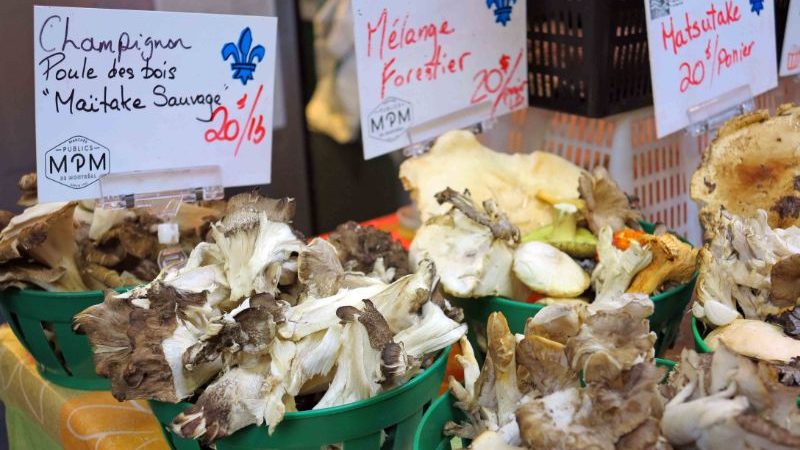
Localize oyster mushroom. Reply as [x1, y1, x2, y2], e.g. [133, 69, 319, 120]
[627, 233, 698, 295]
[410, 189, 527, 299]
[17, 172, 37, 206]
[690, 105, 800, 229]
[579, 166, 643, 234]
[513, 241, 590, 297]
[705, 319, 800, 363]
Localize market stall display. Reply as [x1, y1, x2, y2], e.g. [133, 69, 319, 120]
[405, 131, 698, 356]
[74, 193, 465, 446]
[0, 178, 222, 389]
[429, 294, 671, 449]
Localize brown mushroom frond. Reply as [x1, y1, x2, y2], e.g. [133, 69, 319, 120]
[435, 187, 520, 242]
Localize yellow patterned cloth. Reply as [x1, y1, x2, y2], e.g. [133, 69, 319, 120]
[0, 326, 168, 450]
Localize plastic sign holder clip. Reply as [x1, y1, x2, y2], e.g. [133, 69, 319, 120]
[685, 85, 755, 136]
[402, 102, 496, 158]
[98, 165, 224, 270]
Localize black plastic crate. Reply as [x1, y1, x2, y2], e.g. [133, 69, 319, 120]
[776, 0, 790, 65]
[527, 0, 652, 118]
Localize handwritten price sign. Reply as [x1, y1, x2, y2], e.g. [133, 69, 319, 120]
[351, 0, 528, 159]
[33, 7, 277, 202]
[644, 0, 777, 137]
[780, 0, 800, 76]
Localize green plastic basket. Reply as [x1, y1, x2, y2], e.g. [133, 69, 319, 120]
[150, 346, 451, 450]
[0, 288, 112, 390]
[413, 359, 676, 450]
[452, 222, 696, 358]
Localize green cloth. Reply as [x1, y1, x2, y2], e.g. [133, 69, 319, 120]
[5, 404, 62, 450]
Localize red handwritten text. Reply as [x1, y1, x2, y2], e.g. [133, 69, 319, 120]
[470, 50, 527, 116]
[366, 8, 471, 99]
[677, 35, 755, 93]
[660, 0, 741, 56]
[204, 84, 266, 157]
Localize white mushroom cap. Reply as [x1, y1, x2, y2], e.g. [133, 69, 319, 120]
[513, 242, 590, 297]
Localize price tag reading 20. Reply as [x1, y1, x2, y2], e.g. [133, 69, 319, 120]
[352, 0, 528, 159]
[644, 0, 777, 137]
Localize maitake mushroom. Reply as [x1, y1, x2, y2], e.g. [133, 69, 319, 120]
[76, 194, 466, 444]
[0, 202, 88, 291]
[591, 226, 653, 305]
[446, 294, 667, 449]
[693, 209, 800, 327]
[327, 221, 409, 282]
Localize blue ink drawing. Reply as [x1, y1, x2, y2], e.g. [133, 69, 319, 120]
[486, 0, 517, 26]
[222, 28, 265, 85]
[750, 0, 764, 15]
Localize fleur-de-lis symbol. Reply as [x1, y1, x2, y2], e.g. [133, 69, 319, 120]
[486, 0, 517, 26]
[222, 27, 266, 85]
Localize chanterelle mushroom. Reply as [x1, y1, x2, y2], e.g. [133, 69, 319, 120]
[627, 233, 697, 295]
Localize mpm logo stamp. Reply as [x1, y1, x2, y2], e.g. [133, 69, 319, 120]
[45, 136, 110, 189]
[368, 97, 413, 142]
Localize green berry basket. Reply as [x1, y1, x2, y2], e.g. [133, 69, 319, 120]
[0, 288, 113, 390]
[451, 222, 696, 358]
[150, 346, 450, 450]
[413, 358, 676, 450]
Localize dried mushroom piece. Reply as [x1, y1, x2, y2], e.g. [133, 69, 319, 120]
[0, 202, 87, 291]
[0, 262, 65, 291]
[0, 210, 14, 231]
[410, 189, 527, 299]
[17, 172, 37, 206]
[627, 233, 697, 295]
[579, 166, 643, 234]
[400, 130, 583, 235]
[691, 105, 800, 229]
[327, 221, 409, 281]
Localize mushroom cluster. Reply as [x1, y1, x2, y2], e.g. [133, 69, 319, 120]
[0, 174, 222, 292]
[409, 171, 697, 307]
[74, 193, 465, 445]
[661, 345, 800, 449]
[445, 294, 667, 449]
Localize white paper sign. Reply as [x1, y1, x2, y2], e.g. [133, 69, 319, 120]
[780, 0, 800, 76]
[351, 0, 528, 159]
[34, 6, 277, 202]
[644, 0, 777, 137]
